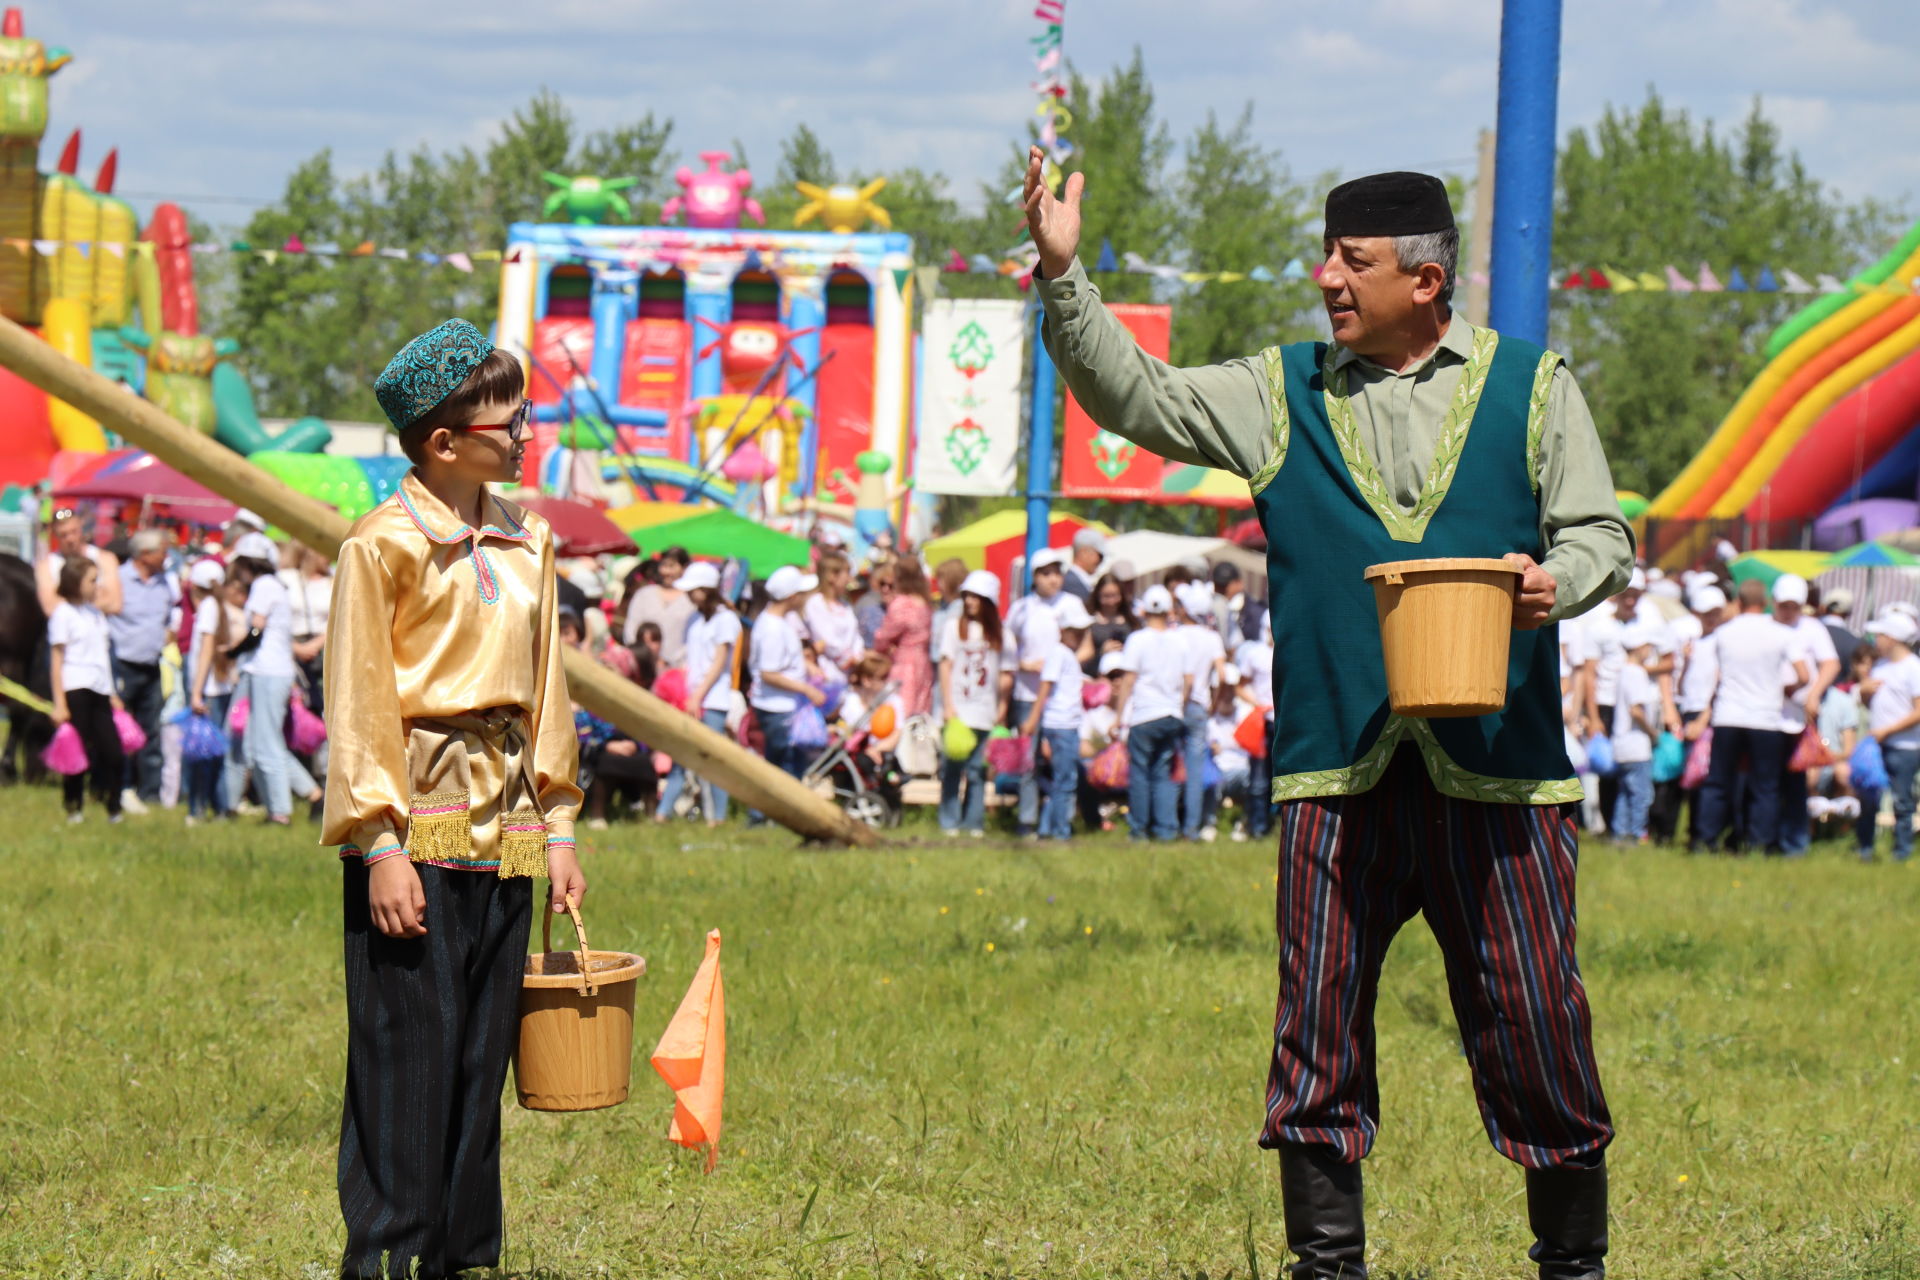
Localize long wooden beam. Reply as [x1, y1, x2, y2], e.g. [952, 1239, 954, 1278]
[0, 313, 876, 846]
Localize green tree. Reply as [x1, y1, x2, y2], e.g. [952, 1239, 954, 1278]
[1169, 105, 1320, 367]
[1553, 92, 1895, 495]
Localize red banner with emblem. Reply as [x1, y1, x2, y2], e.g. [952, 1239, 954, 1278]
[1057, 305, 1251, 507]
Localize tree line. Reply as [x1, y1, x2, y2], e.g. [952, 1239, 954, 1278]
[209, 56, 1897, 503]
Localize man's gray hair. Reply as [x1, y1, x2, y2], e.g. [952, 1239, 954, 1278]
[129, 529, 168, 554]
[1394, 228, 1458, 308]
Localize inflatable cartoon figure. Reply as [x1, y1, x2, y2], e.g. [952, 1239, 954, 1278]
[793, 178, 891, 234]
[663, 151, 765, 229]
[541, 171, 638, 226]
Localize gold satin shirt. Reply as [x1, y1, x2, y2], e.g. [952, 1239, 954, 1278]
[320, 472, 581, 875]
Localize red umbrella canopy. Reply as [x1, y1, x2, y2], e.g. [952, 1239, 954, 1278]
[515, 495, 635, 557]
[53, 450, 237, 523]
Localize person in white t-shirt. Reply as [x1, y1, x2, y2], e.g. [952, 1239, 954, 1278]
[1675, 583, 1727, 845]
[1119, 586, 1191, 841]
[1004, 547, 1069, 834]
[1770, 573, 1842, 855]
[658, 561, 741, 825]
[1174, 581, 1226, 840]
[937, 570, 1006, 836]
[1582, 568, 1679, 830]
[1235, 610, 1276, 838]
[46, 556, 125, 822]
[799, 549, 865, 678]
[1024, 594, 1090, 839]
[1202, 669, 1252, 842]
[185, 559, 241, 822]
[225, 551, 321, 823]
[748, 565, 824, 783]
[1609, 623, 1662, 842]
[1855, 611, 1920, 861]
[1697, 578, 1810, 852]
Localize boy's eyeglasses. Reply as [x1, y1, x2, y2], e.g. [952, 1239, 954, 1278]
[449, 400, 533, 443]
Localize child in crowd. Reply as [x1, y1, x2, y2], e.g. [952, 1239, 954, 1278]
[843, 651, 904, 764]
[1234, 609, 1275, 839]
[659, 562, 739, 826]
[1078, 650, 1129, 831]
[937, 570, 1005, 837]
[47, 558, 125, 823]
[1025, 594, 1089, 839]
[1610, 622, 1661, 843]
[1174, 582, 1226, 839]
[1857, 611, 1920, 862]
[321, 319, 583, 1280]
[748, 564, 825, 781]
[1203, 670, 1251, 842]
[184, 558, 237, 823]
[1120, 585, 1191, 842]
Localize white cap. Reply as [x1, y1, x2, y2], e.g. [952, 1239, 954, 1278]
[960, 569, 1001, 601]
[1219, 665, 1241, 685]
[1871, 612, 1919, 645]
[1648, 579, 1683, 600]
[1887, 600, 1920, 620]
[1100, 650, 1134, 675]
[1825, 587, 1855, 613]
[1175, 582, 1213, 618]
[816, 526, 847, 549]
[188, 559, 225, 590]
[765, 565, 818, 601]
[1646, 566, 1666, 581]
[1138, 584, 1173, 615]
[565, 563, 604, 598]
[229, 531, 279, 567]
[1772, 573, 1809, 605]
[674, 562, 721, 591]
[228, 508, 263, 532]
[1071, 528, 1108, 553]
[1053, 595, 1093, 629]
[1030, 546, 1070, 572]
[1625, 566, 1647, 592]
[1689, 585, 1728, 613]
[1716, 539, 1739, 563]
[1106, 558, 1137, 583]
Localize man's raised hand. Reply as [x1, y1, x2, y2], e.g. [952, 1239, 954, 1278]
[1023, 145, 1083, 280]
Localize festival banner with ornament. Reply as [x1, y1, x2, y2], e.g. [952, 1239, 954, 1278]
[913, 298, 1026, 496]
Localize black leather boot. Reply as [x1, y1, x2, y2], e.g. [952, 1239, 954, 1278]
[1277, 1143, 1367, 1279]
[1526, 1161, 1609, 1280]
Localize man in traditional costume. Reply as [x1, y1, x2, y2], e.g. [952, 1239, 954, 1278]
[1024, 149, 1632, 1279]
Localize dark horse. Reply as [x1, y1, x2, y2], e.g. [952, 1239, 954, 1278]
[0, 551, 51, 782]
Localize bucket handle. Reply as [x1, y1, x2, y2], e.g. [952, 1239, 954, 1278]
[1378, 568, 1404, 586]
[541, 895, 598, 997]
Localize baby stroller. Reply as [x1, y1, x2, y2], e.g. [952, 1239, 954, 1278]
[801, 681, 906, 828]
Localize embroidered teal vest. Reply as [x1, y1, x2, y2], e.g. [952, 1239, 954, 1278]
[1251, 331, 1580, 805]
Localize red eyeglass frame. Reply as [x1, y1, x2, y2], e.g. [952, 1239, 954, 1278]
[446, 400, 533, 441]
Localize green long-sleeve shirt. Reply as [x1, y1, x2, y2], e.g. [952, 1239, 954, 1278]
[1034, 257, 1634, 621]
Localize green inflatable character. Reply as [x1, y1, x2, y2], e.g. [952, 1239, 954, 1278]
[541, 172, 638, 226]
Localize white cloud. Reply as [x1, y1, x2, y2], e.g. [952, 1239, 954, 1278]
[35, 0, 1919, 234]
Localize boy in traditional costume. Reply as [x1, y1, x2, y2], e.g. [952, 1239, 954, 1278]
[1023, 151, 1633, 1278]
[321, 319, 585, 1280]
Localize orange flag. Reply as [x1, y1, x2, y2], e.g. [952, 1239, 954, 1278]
[650, 928, 725, 1170]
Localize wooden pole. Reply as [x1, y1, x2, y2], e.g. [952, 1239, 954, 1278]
[0, 313, 877, 847]
[1465, 127, 1497, 328]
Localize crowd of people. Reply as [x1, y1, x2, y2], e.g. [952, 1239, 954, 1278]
[32, 493, 1920, 859]
[1561, 563, 1918, 862]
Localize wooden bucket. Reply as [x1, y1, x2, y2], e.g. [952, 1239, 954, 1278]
[515, 899, 647, 1112]
[1362, 557, 1520, 718]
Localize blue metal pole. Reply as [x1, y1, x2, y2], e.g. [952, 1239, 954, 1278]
[1487, 0, 1563, 346]
[1023, 304, 1056, 595]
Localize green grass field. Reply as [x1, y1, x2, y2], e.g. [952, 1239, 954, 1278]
[2, 785, 1917, 1279]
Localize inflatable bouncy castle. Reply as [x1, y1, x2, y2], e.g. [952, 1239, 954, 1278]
[495, 151, 916, 516]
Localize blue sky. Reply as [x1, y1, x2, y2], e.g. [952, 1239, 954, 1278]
[43, 0, 1920, 233]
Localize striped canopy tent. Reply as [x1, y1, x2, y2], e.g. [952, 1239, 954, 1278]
[1725, 549, 1832, 590]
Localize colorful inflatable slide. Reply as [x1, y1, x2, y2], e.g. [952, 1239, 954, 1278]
[1649, 218, 1920, 554]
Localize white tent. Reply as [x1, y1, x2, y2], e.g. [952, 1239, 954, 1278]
[1099, 530, 1266, 596]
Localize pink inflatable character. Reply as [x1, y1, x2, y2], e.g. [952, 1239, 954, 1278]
[662, 150, 766, 229]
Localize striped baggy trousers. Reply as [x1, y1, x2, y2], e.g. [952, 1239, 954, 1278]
[338, 862, 532, 1280]
[1258, 750, 1612, 1170]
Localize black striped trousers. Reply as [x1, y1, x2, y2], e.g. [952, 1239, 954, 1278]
[338, 862, 532, 1280]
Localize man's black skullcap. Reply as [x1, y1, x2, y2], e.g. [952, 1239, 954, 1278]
[1324, 172, 1455, 238]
